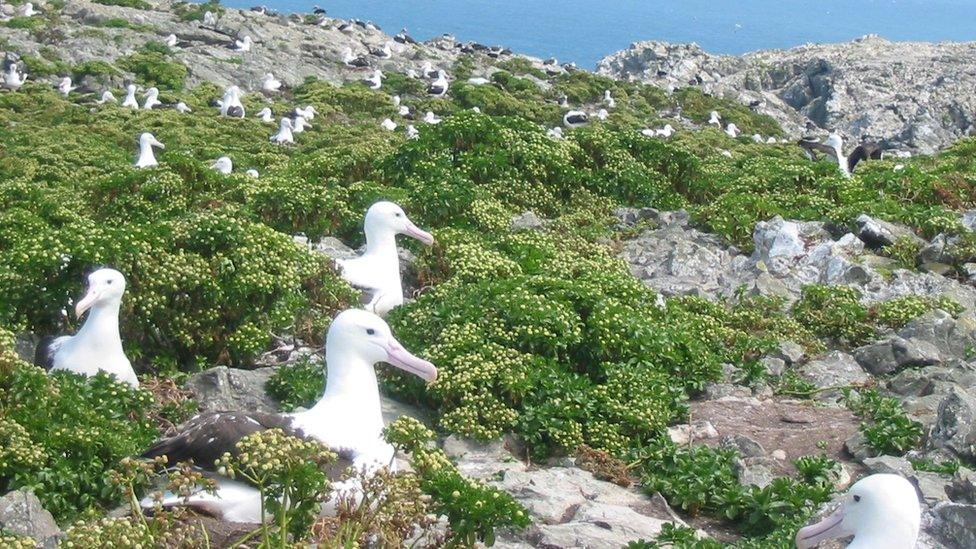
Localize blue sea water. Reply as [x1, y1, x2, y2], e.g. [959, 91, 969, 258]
[221, 0, 975, 69]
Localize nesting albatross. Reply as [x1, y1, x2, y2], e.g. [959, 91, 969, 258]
[34, 268, 138, 388]
[798, 132, 882, 177]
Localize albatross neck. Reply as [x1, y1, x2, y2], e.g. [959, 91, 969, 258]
[137, 145, 156, 165]
[307, 345, 384, 429]
[76, 301, 124, 352]
[363, 226, 399, 262]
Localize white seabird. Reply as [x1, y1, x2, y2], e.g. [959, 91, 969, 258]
[256, 107, 274, 123]
[656, 124, 675, 138]
[294, 105, 316, 120]
[342, 47, 370, 68]
[164, 34, 178, 48]
[210, 156, 233, 175]
[203, 11, 218, 27]
[596, 108, 609, 121]
[141, 309, 437, 523]
[369, 41, 393, 59]
[725, 123, 740, 138]
[426, 70, 449, 97]
[795, 474, 920, 549]
[219, 85, 245, 118]
[34, 268, 138, 388]
[422, 111, 441, 125]
[406, 124, 419, 139]
[337, 202, 435, 317]
[262, 72, 281, 93]
[271, 117, 294, 145]
[57, 76, 76, 96]
[246, 169, 259, 178]
[563, 110, 589, 128]
[363, 69, 383, 90]
[96, 91, 116, 104]
[142, 87, 161, 109]
[134, 132, 164, 169]
[380, 118, 397, 131]
[798, 132, 882, 178]
[292, 115, 312, 134]
[122, 84, 139, 109]
[603, 89, 615, 109]
[2, 64, 27, 91]
[708, 111, 721, 126]
[234, 35, 252, 53]
[21, 2, 36, 17]
[546, 127, 564, 140]
[419, 61, 439, 79]
[175, 101, 192, 113]
[467, 77, 490, 85]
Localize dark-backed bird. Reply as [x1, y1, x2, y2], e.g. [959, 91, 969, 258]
[426, 70, 449, 97]
[798, 132, 883, 177]
[563, 110, 589, 128]
[35, 268, 138, 387]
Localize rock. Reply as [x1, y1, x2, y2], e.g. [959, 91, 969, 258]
[752, 216, 806, 264]
[511, 211, 546, 231]
[932, 387, 976, 461]
[443, 435, 525, 480]
[888, 367, 936, 396]
[798, 351, 870, 396]
[863, 455, 913, 476]
[854, 336, 942, 375]
[962, 263, 976, 285]
[723, 434, 766, 458]
[0, 490, 60, 547]
[844, 432, 874, 462]
[770, 340, 806, 365]
[856, 214, 924, 249]
[899, 310, 976, 361]
[735, 460, 775, 489]
[932, 502, 976, 549]
[947, 468, 976, 504]
[526, 502, 675, 548]
[311, 236, 357, 260]
[667, 420, 719, 445]
[186, 366, 280, 413]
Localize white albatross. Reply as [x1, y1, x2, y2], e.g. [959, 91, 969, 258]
[795, 474, 920, 549]
[422, 111, 441, 125]
[96, 91, 116, 104]
[122, 84, 139, 109]
[342, 47, 369, 68]
[563, 110, 589, 128]
[406, 124, 419, 139]
[175, 101, 192, 114]
[292, 115, 311, 134]
[2, 64, 27, 91]
[797, 132, 882, 178]
[57, 76, 76, 96]
[725, 123, 740, 138]
[708, 110, 721, 126]
[142, 87, 161, 109]
[234, 35, 252, 53]
[262, 72, 281, 93]
[270, 117, 294, 145]
[363, 69, 383, 90]
[219, 85, 245, 118]
[134, 132, 164, 168]
[380, 118, 397, 131]
[140, 309, 437, 522]
[255, 107, 274, 123]
[603, 89, 615, 108]
[336, 201, 435, 317]
[34, 268, 138, 388]
[210, 156, 233, 175]
[426, 70, 449, 97]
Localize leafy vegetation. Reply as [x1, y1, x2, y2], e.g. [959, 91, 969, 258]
[844, 388, 924, 456]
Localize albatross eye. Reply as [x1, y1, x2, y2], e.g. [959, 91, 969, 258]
[853, 495, 861, 502]
[106, 280, 113, 285]
[395, 213, 402, 217]
[366, 328, 376, 335]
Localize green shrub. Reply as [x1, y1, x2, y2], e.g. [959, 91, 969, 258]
[793, 285, 874, 345]
[172, 0, 223, 22]
[117, 48, 187, 91]
[93, 0, 151, 8]
[871, 294, 963, 329]
[844, 388, 923, 456]
[265, 357, 323, 412]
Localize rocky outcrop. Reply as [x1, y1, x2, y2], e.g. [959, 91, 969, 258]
[598, 36, 976, 153]
[0, 490, 60, 547]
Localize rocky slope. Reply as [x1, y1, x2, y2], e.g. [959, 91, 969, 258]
[598, 36, 976, 154]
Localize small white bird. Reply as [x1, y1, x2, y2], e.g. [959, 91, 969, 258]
[57, 77, 76, 96]
[656, 124, 675, 138]
[467, 77, 490, 85]
[427, 70, 449, 97]
[134, 132, 165, 169]
[271, 118, 294, 145]
[406, 125, 419, 139]
[292, 115, 311, 133]
[256, 107, 274, 123]
[380, 118, 397, 131]
[164, 34, 178, 48]
[234, 36, 252, 53]
[725, 123, 740, 138]
[295, 105, 316, 120]
[370, 41, 393, 59]
[752, 133, 764, 143]
[21, 2, 36, 17]
[175, 101, 192, 113]
[563, 110, 589, 128]
[596, 108, 609, 121]
[603, 89, 615, 109]
[262, 72, 281, 93]
[422, 111, 441, 125]
[708, 110, 721, 126]
[142, 87, 161, 110]
[210, 156, 233, 175]
[246, 169, 260, 178]
[363, 70, 383, 90]
[547, 127, 564, 140]
[96, 91, 116, 104]
[122, 84, 139, 109]
[1, 65, 27, 91]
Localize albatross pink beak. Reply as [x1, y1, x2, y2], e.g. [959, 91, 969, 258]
[384, 338, 437, 382]
[75, 287, 101, 318]
[795, 506, 847, 549]
[402, 221, 434, 246]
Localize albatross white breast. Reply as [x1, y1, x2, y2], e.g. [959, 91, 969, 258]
[795, 474, 920, 549]
[134, 132, 164, 168]
[122, 84, 139, 109]
[141, 309, 437, 522]
[336, 201, 434, 317]
[271, 117, 294, 144]
[35, 268, 138, 388]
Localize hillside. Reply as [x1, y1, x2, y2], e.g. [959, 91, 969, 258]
[598, 36, 976, 155]
[2, 1, 976, 548]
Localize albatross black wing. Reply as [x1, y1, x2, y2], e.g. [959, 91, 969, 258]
[34, 336, 61, 371]
[142, 411, 299, 470]
[848, 142, 883, 173]
[797, 139, 838, 162]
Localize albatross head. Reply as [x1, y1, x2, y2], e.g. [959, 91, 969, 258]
[210, 156, 233, 174]
[826, 132, 844, 151]
[75, 268, 126, 318]
[364, 201, 435, 246]
[795, 474, 920, 549]
[139, 132, 165, 150]
[327, 309, 437, 382]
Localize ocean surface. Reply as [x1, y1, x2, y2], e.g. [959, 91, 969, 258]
[222, 0, 975, 69]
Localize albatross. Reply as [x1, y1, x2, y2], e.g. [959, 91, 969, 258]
[426, 70, 449, 97]
[797, 132, 882, 177]
[368, 41, 394, 59]
[142, 87, 161, 109]
[341, 47, 370, 68]
[140, 309, 437, 522]
[795, 474, 919, 549]
[603, 89, 615, 109]
[725, 123, 740, 138]
[708, 111, 721, 126]
[563, 110, 589, 129]
[1, 63, 27, 91]
[134, 132, 164, 168]
[122, 84, 139, 109]
[210, 156, 233, 175]
[336, 202, 435, 317]
[261, 72, 281, 93]
[233, 35, 252, 53]
[57, 76, 76, 96]
[270, 117, 294, 145]
[255, 107, 274, 123]
[219, 85, 245, 118]
[34, 268, 138, 388]
[422, 111, 441, 125]
[363, 69, 383, 90]
[96, 90, 116, 104]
